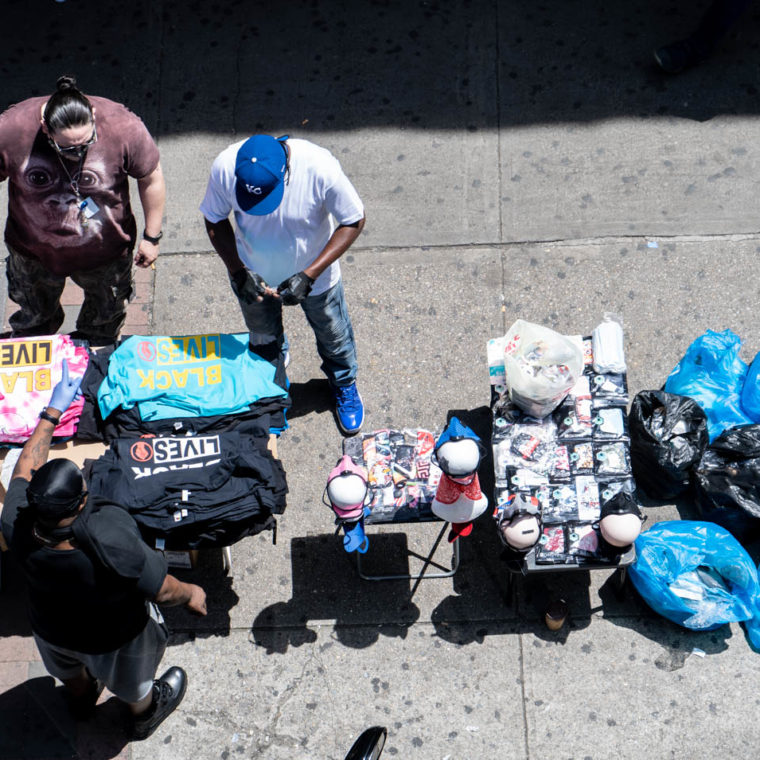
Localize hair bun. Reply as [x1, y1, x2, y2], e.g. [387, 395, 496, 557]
[56, 75, 78, 92]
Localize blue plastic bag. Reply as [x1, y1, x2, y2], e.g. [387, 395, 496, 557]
[629, 521, 760, 648]
[664, 329, 753, 441]
[741, 353, 760, 423]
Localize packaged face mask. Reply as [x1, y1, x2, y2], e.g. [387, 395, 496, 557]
[593, 407, 628, 440]
[594, 442, 631, 477]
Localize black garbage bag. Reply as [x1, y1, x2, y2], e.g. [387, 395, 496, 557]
[629, 390, 708, 499]
[694, 425, 760, 543]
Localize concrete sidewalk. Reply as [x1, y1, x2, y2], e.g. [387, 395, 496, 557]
[3, 1, 760, 758]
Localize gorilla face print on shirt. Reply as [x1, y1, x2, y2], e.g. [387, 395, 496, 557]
[16, 139, 123, 251]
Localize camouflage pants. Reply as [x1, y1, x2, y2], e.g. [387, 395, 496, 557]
[6, 247, 134, 344]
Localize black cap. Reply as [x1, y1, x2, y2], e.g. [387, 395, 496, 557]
[27, 459, 86, 523]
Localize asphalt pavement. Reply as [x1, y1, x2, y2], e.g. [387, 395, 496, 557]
[2, 1, 760, 759]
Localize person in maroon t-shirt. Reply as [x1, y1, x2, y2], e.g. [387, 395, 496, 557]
[0, 75, 165, 344]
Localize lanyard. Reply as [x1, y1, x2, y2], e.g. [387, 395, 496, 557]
[54, 151, 89, 227]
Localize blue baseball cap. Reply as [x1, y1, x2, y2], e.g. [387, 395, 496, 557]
[234, 135, 289, 215]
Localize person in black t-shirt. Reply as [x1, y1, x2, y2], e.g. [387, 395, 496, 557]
[0, 361, 207, 740]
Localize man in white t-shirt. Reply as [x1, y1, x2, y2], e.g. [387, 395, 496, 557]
[200, 134, 366, 435]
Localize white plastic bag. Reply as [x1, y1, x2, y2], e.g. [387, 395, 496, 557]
[503, 320, 583, 418]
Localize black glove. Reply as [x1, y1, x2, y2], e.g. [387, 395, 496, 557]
[232, 269, 269, 300]
[277, 271, 314, 305]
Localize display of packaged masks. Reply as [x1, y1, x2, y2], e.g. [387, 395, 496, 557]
[569, 441, 595, 475]
[590, 372, 628, 404]
[511, 431, 547, 462]
[536, 483, 578, 523]
[599, 478, 637, 506]
[392, 444, 416, 484]
[495, 423, 555, 476]
[592, 407, 628, 440]
[535, 525, 569, 564]
[492, 400, 555, 440]
[509, 467, 551, 490]
[594, 442, 631, 477]
[344, 429, 442, 523]
[490, 326, 635, 568]
[566, 523, 600, 557]
[556, 398, 594, 440]
[550, 443, 572, 481]
[575, 475, 601, 521]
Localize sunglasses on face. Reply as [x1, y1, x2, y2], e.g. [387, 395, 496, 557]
[48, 123, 98, 158]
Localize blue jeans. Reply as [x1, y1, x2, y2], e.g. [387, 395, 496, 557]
[232, 276, 358, 387]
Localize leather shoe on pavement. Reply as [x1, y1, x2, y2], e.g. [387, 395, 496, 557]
[131, 666, 187, 741]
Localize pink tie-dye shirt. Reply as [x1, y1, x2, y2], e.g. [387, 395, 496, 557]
[0, 335, 89, 444]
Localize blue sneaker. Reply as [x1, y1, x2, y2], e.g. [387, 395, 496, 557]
[333, 382, 364, 436]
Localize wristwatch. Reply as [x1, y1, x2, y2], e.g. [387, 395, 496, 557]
[39, 410, 61, 425]
[142, 229, 163, 244]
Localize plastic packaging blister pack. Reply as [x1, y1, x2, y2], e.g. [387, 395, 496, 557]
[590, 372, 628, 405]
[599, 478, 637, 507]
[536, 483, 578, 524]
[508, 467, 550, 490]
[492, 389, 555, 440]
[556, 398, 594, 440]
[594, 442, 631, 477]
[569, 441, 595, 475]
[592, 407, 628, 440]
[566, 523, 600, 557]
[575, 475, 602, 521]
[493, 419, 557, 480]
[534, 524, 568, 564]
[549, 443, 572, 481]
[581, 337, 595, 373]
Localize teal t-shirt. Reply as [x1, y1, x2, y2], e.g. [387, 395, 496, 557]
[97, 333, 287, 420]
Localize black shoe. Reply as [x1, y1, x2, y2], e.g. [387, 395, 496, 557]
[131, 666, 187, 741]
[68, 330, 118, 347]
[67, 675, 104, 721]
[653, 39, 702, 73]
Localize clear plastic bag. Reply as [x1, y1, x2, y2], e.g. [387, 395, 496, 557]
[503, 320, 583, 418]
[592, 313, 627, 374]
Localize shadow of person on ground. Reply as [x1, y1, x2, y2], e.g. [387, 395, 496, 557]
[250, 533, 420, 654]
[0, 551, 33, 638]
[161, 548, 240, 641]
[285, 379, 334, 421]
[0, 676, 129, 760]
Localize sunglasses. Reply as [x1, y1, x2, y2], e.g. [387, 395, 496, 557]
[48, 123, 98, 158]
